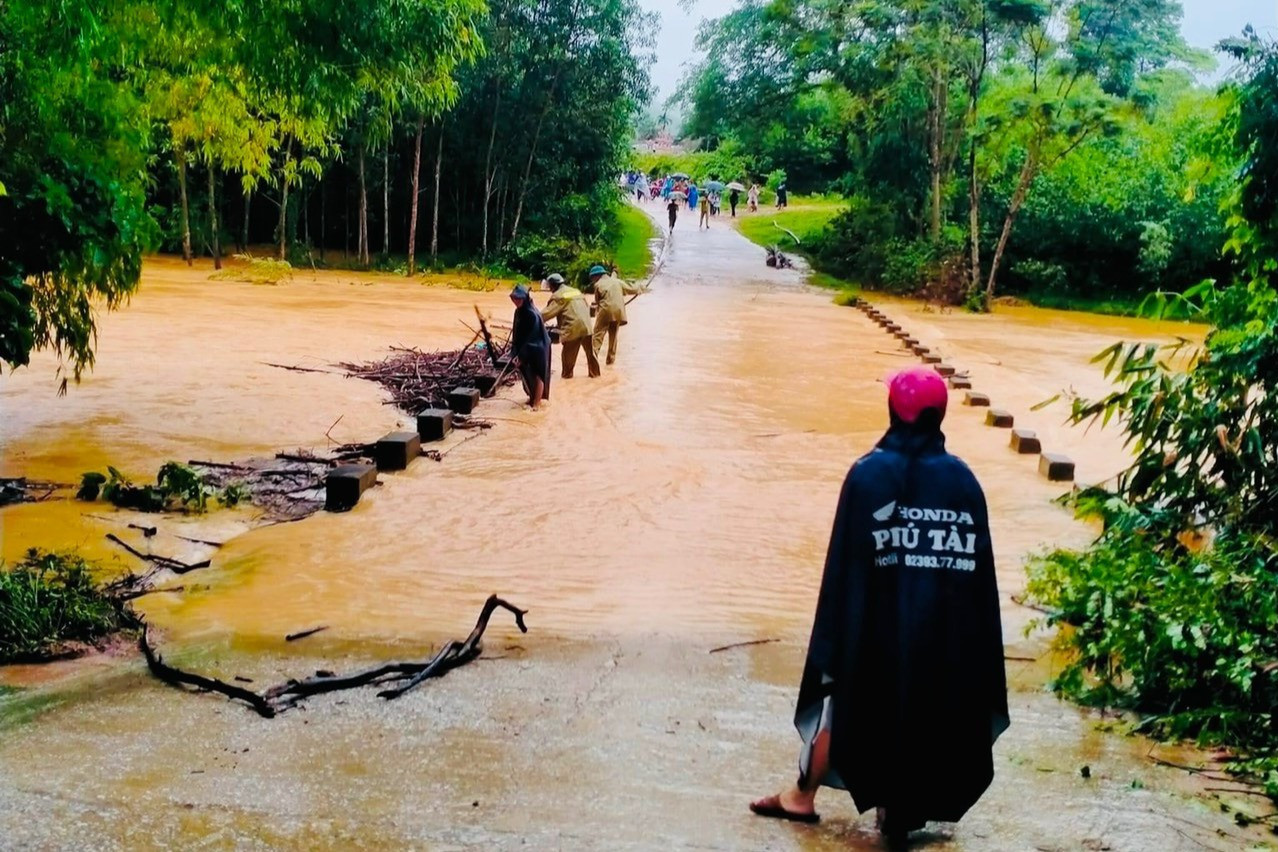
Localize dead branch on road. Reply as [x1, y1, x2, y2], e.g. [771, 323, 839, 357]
[139, 595, 529, 716]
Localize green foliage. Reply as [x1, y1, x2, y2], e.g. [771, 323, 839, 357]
[77, 462, 237, 513]
[0, 549, 127, 663]
[608, 202, 659, 279]
[1027, 41, 1278, 799]
[210, 255, 294, 285]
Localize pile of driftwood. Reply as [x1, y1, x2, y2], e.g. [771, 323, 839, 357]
[1, 477, 68, 507]
[189, 450, 363, 521]
[140, 594, 528, 717]
[339, 341, 517, 414]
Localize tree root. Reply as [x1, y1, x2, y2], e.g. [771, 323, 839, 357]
[139, 595, 529, 717]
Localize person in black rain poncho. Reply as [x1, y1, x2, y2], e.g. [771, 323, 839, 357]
[750, 366, 1008, 849]
[508, 283, 550, 409]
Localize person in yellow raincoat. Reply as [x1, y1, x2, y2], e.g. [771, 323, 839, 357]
[540, 273, 600, 379]
[588, 264, 648, 366]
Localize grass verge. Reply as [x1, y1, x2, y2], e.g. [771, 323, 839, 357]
[610, 203, 660, 279]
[1, 549, 130, 663]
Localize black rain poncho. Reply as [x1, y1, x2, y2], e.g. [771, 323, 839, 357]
[795, 421, 1009, 826]
[511, 295, 551, 399]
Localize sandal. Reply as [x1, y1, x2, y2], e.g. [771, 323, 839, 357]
[749, 795, 820, 824]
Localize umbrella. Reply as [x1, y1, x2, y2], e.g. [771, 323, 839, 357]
[667, 190, 687, 201]
[727, 181, 747, 191]
[705, 180, 725, 193]
[670, 172, 690, 180]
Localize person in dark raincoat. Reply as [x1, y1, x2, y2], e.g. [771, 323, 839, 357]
[750, 366, 1008, 849]
[508, 283, 550, 409]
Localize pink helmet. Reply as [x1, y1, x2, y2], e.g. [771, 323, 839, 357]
[887, 367, 948, 424]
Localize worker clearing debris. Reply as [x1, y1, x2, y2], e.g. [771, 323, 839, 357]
[588, 265, 648, 367]
[540, 273, 600, 379]
[508, 283, 551, 409]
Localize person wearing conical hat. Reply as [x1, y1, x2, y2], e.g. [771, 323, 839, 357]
[588, 265, 648, 367]
[751, 367, 1008, 849]
[539, 273, 600, 379]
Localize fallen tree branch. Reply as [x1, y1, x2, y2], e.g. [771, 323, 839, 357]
[139, 595, 529, 715]
[140, 625, 276, 718]
[105, 534, 212, 573]
[380, 595, 528, 700]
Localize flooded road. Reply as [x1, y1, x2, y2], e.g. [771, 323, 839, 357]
[1, 224, 1266, 849]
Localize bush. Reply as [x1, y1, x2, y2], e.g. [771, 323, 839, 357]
[78, 462, 238, 513]
[0, 549, 127, 662]
[210, 254, 294, 285]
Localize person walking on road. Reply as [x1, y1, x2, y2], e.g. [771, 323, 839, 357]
[750, 366, 1008, 849]
[687, 182, 699, 212]
[699, 192, 711, 229]
[588, 265, 647, 366]
[540, 273, 600, 379]
[667, 196, 679, 233]
[729, 187, 740, 217]
[748, 183, 760, 212]
[508, 283, 550, 409]
[776, 180, 789, 209]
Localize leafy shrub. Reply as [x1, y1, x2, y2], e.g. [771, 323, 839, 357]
[77, 462, 237, 513]
[1011, 259, 1069, 295]
[210, 254, 293, 285]
[0, 549, 127, 662]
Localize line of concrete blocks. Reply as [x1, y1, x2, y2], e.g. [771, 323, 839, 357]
[859, 298, 1078, 486]
[325, 383, 487, 512]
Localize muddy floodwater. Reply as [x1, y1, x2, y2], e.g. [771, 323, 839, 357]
[1, 214, 1269, 850]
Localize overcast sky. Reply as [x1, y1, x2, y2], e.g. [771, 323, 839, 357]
[637, 0, 1278, 101]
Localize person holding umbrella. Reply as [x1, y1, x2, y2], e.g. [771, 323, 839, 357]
[727, 181, 746, 216]
[508, 283, 550, 409]
[540, 273, 600, 379]
[587, 265, 648, 366]
[666, 190, 684, 232]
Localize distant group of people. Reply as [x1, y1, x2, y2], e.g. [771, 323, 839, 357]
[506, 264, 647, 409]
[621, 171, 790, 234]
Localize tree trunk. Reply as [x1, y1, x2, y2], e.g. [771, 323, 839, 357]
[510, 86, 557, 245]
[177, 155, 193, 265]
[431, 126, 443, 261]
[481, 89, 501, 258]
[208, 165, 221, 270]
[358, 147, 368, 266]
[983, 152, 1038, 306]
[320, 177, 327, 263]
[928, 68, 943, 243]
[407, 117, 424, 276]
[968, 147, 980, 299]
[382, 142, 390, 257]
[276, 139, 293, 261]
[241, 189, 251, 251]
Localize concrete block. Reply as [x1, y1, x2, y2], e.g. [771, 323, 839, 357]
[448, 387, 481, 415]
[964, 391, 991, 407]
[325, 464, 377, 512]
[1039, 452, 1076, 482]
[949, 376, 972, 390]
[911, 344, 929, 356]
[935, 363, 956, 377]
[1010, 428, 1041, 454]
[416, 408, 453, 443]
[921, 354, 942, 364]
[886, 323, 901, 332]
[986, 408, 1014, 428]
[903, 337, 919, 346]
[474, 374, 500, 396]
[375, 431, 421, 471]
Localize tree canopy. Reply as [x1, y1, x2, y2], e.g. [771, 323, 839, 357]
[0, 0, 651, 382]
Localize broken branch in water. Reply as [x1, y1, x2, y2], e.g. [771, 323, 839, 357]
[139, 595, 529, 715]
[708, 638, 779, 654]
[105, 534, 212, 574]
[285, 625, 329, 642]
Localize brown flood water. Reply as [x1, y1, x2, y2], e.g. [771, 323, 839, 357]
[1, 219, 1269, 850]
